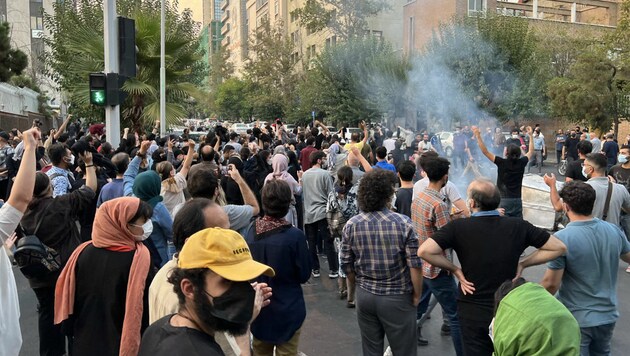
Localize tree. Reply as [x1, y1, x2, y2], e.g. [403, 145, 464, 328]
[0, 22, 28, 82]
[420, 15, 546, 123]
[244, 19, 299, 121]
[43, 0, 207, 130]
[214, 78, 252, 120]
[293, 0, 389, 41]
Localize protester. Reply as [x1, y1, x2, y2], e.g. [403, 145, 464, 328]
[46, 143, 77, 197]
[18, 149, 96, 356]
[138, 228, 274, 355]
[492, 279, 580, 356]
[341, 169, 422, 356]
[299, 137, 317, 172]
[394, 160, 416, 218]
[264, 154, 302, 226]
[412, 156, 463, 356]
[343, 121, 368, 152]
[97, 152, 129, 207]
[565, 140, 592, 182]
[610, 145, 630, 256]
[0, 128, 39, 356]
[555, 129, 566, 164]
[124, 140, 174, 268]
[246, 180, 311, 355]
[590, 132, 602, 154]
[54, 197, 153, 355]
[527, 129, 545, 173]
[372, 146, 396, 172]
[475, 126, 534, 217]
[302, 150, 337, 278]
[563, 129, 580, 163]
[542, 181, 630, 355]
[156, 140, 195, 216]
[418, 178, 567, 356]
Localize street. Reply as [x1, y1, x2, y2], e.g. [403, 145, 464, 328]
[15, 160, 630, 356]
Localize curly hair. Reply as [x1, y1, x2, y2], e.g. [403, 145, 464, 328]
[168, 267, 208, 305]
[357, 169, 396, 212]
[559, 180, 596, 216]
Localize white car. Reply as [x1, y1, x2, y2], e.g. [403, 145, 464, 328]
[344, 127, 363, 142]
[230, 123, 248, 134]
[436, 131, 454, 157]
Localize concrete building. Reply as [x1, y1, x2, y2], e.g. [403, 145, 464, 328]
[222, 0, 407, 75]
[403, 0, 621, 53]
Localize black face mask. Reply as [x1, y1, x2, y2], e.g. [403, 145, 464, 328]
[193, 281, 255, 336]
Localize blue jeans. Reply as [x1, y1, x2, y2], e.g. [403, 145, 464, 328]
[500, 198, 522, 218]
[424, 271, 463, 356]
[580, 323, 615, 356]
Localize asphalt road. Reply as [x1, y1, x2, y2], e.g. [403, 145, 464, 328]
[16, 160, 630, 356]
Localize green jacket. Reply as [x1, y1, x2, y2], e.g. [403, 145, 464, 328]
[493, 282, 580, 356]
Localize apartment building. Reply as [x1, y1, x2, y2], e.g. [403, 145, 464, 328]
[403, 0, 621, 53]
[221, 0, 407, 75]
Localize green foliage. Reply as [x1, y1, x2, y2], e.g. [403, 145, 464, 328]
[244, 19, 298, 121]
[293, 0, 389, 41]
[423, 15, 545, 123]
[42, 0, 207, 131]
[214, 78, 252, 120]
[0, 22, 28, 82]
[294, 38, 406, 126]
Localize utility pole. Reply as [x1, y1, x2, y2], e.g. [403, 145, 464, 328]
[160, 0, 166, 137]
[104, 0, 120, 148]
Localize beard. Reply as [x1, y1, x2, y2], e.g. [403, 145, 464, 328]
[192, 288, 250, 336]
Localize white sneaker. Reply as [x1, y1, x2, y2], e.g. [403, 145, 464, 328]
[383, 346, 393, 356]
[625, 265, 630, 273]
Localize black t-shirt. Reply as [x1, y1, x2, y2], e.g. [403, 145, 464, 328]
[315, 133, 326, 150]
[394, 188, 413, 218]
[609, 165, 630, 192]
[565, 158, 587, 182]
[432, 216, 550, 312]
[138, 315, 225, 356]
[493, 156, 528, 198]
[564, 137, 580, 160]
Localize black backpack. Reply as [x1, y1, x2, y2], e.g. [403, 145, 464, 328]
[14, 205, 62, 279]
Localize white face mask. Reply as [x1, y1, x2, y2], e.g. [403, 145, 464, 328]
[618, 154, 628, 164]
[511, 134, 518, 139]
[66, 154, 75, 165]
[132, 220, 153, 241]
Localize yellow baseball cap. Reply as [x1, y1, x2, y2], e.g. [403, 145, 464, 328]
[178, 227, 275, 281]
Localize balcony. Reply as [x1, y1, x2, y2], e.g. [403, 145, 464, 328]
[496, 0, 618, 27]
[222, 0, 230, 11]
[221, 9, 230, 24]
[221, 22, 231, 36]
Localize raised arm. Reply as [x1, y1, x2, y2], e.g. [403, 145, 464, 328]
[179, 140, 196, 178]
[350, 147, 372, 173]
[123, 140, 150, 196]
[360, 121, 368, 144]
[80, 152, 97, 192]
[228, 164, 260, 216]
[54, 114, 72, 140]
[543, 173, 563, 212]
[7, 128, 40, 212]
[473, 126, 495, 162]
[525, 126, 535, 160]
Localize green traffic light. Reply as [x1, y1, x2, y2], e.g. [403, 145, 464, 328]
[91, 90, 106, 106]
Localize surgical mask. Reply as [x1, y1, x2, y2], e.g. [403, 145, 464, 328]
[582, 166, 590, 179]
[512, 135, 518, 139]
[619, 154, 628, 164]
[131, 220, 153, 241]
[66, 154, 75, 165]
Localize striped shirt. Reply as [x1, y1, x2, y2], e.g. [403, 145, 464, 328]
[340, 209, 422, 295]
[412, 187, 452, 279]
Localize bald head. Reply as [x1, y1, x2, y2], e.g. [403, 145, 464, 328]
[204, 203, 230, 229]
[467, 179, 501, 212]
[200, 145, 214, 162]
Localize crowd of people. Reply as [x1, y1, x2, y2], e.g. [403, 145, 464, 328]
[0, 116, 628, 356]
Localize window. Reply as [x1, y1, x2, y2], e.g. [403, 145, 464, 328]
[468, 0, 487, 16]
[326, 35, 337, 48]
[408, 17, 414, 51]
[290, 11, 297, 23]
[372, 30, 382, 39]
[307, 44, 316, 60]
[30, 16, 43, 30]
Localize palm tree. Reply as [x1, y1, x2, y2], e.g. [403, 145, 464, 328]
[43, 0, 206, 132]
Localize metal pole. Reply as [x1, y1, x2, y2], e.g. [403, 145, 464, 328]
[104, 0, 120, 148]
[160, 0, 166, 136]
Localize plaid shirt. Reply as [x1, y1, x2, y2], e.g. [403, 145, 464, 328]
[412, 187, 452, 279]
[340, 209, 422, 296]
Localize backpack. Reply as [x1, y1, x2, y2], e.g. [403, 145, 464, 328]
[14, 204, 62, 279]
[326, 191, 348, 239]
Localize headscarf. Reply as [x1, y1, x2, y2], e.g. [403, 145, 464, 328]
[273, 145, 286, 157]
[55, 197, 151, 356]
[265, 154, 301, 195]
[133, 170, 163, 207]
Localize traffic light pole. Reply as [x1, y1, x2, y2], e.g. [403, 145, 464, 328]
[104, 0, 121, 148]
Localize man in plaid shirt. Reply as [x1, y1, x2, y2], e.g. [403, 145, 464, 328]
[412, 156, 463, 356]
[340, 169, 423, 356]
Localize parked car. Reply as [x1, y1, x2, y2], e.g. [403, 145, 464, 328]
[344, 127, 363, 142]
[230, 123, 248, 134]
[436, 131, 454, 157]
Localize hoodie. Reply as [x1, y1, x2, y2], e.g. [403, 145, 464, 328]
[493, 282, 580, 356]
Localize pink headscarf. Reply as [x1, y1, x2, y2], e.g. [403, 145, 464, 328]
[265, 154, 300, 194]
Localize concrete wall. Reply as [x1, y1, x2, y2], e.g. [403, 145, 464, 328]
[0, 83, 39, 116]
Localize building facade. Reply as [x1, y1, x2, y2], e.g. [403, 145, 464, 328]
[403, 0, 620, 53]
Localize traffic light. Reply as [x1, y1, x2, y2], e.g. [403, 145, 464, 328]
[118, 17, 137, 78]
[89, 73, 107, 106]
[89, 72, 120, 106]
